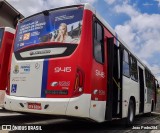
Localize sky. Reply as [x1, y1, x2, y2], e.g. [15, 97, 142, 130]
[7, 0, 160, 83]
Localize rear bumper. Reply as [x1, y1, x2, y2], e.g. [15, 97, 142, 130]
[4, 94, 91, 118]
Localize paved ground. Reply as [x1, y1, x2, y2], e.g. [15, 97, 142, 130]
[0, 109, 160, 133]
[0, 95, 159, 133]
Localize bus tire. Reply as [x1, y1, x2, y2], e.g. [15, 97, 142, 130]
[145, 101, 154, 117]
[126, 100, 135, 126]
[151, 101, 154, 112]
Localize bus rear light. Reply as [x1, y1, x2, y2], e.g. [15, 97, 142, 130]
[6, 72, 10, 95]
[73, 68, 84, 97]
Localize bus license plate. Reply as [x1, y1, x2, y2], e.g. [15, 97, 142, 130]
[28, 103, 42, 110]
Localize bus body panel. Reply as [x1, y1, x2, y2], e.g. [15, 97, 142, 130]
[46, 56, 78, 98]
[10, 47, 81, 98]
[90, 100, 106, 122]
[10, 54, 44, 97]
[66, 94, 91, 118]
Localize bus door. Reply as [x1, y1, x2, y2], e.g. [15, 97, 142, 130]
[105, 37, 121, 120]
[138, 67, 144, 113]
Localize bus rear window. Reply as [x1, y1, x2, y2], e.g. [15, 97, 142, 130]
[0, 28, 4, 48]
[14, 7, 83, 52]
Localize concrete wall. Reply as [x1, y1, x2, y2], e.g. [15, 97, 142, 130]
[0, 10, 15, 28]
[0, 0, 24, 28]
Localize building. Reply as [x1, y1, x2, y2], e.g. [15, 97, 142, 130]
[0, 0, 24, 28]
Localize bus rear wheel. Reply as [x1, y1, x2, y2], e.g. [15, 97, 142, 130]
[126, 100, 135, 126]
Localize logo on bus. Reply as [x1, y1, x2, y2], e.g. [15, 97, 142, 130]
[95, 70, 105, 78]
[30, 50, 51, 56]
[20, 65, 30, 74]
[54, 67, 71, 73]
[51, 82, 58, 87]
[35, 63, 40, 69]
[59, 81, 70, 86]
[13, 65, 19, 74]
[23, 33, 30, 41]
[99, 90, 105, 95]
[11, 84, 17, 93]
[51, 81, 70, 87]
[12, 77, 27, 82]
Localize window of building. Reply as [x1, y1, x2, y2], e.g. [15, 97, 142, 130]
[94, 20, 104, 63]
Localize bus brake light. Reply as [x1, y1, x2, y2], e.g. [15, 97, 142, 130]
[73, 68, 84, 97]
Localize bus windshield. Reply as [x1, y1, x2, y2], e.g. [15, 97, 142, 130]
[14, 7, 83, 52]
[0, 28, 4, 48]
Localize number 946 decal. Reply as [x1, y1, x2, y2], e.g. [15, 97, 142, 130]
[95, 70, 105, 78]
[54, 67, 71, 73]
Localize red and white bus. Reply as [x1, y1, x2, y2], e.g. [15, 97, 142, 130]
[4, 3, 158, 124]
[0, 27, 15, 106]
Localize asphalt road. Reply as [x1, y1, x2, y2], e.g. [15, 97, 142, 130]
[0, 108, 160, 133]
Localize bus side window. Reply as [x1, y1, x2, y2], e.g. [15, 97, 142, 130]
[145, 69, 154, 89]
[93, 21, 104, 64]
[123, 49, 130, 77]
[130, 55, 138, 81]
[0, 28, 4, 48]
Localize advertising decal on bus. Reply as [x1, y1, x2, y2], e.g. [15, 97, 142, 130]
[14, 8, 83, 52]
